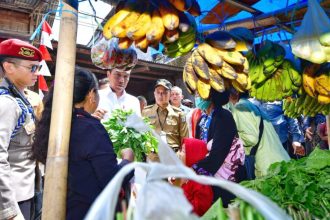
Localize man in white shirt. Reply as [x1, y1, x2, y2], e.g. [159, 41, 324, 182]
[170, 86, 191, 114]
[95, 68, 141, 121]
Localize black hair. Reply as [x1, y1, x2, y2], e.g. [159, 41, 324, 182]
[210, 88, 229, 107]
[31, 66, 98, 164]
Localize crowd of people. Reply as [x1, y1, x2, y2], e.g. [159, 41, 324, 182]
[0, 38, 328, 220]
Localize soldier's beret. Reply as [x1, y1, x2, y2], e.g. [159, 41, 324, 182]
[0, 39, 42, 62]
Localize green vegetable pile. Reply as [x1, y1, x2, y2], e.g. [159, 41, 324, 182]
[240, 148, 330, 220]
[103, 109, 158, 162]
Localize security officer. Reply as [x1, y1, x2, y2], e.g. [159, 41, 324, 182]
[143, 79, 188, 152]
[0, 39, 42, 220]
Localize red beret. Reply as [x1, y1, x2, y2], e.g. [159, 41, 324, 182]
[0, 39, 42, 62]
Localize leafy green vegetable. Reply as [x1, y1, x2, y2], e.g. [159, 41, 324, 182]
[201, 198, 228, 220]
[240, 148, 330, 219]
[103, 109, 158, 162]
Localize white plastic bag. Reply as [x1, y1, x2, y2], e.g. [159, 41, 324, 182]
[291, 0, 330, 63]
[91, 37, 138, 70]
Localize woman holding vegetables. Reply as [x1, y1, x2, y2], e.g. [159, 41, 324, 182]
[32, 67, 134, 220]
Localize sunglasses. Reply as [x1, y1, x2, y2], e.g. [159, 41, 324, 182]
[9, 62, 42, 73]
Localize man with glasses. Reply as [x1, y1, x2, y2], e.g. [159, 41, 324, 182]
[143, 79, 188, 154]
[95, 67, 141, 121]
[0, 39, 42, 220]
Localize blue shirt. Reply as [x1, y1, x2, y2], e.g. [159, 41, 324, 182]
[250, 100, 304, 144]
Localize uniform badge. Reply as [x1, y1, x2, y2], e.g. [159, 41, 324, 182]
[19, 47, 35, 58]
[24, 121, 35, 135]
[181, 115, 186, 123]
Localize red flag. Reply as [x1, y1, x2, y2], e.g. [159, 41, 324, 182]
[41, 21, 53, 49]
[39, 45, 52, 61]
[38, 75, 49, 92]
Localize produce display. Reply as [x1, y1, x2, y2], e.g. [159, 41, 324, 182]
[240, 148, 330, 220]
[183, 30, 251, 99]
[302, 63, 330, 105]
[201, 198, 264, 220]
[102, 0, 200, 54]
[283, 92, 330, 118]
[248, 41, 302, 102]
[103, 109, 158, 161]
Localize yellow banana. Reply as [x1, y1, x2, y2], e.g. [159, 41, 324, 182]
[218, 62, 237, 80]
[183, 57, 198, 90]
[214, 48, 245, 65]
[197, 79, 211, 99]
[191, 50, 210, 80]
[168, 0, 192, 12]
[303, 72, 317, 98]
[317, 94, 330, 104]
[242, 57, 249, 74]
[103, 8, 131, 39]
[314, 73, 330, 96]
[118, 37, 133, 49]
[197, 43, 223, 67]
[232, 80, 245, 93]
[158, 1, 179, 31]
[135, 37, 149, 52]
[126, 9, 152, 40]
[208, 66, 225, 92]
[235, 72, 248, 88]
[146, 9, 165, 42]
[111, 10, 142, 38]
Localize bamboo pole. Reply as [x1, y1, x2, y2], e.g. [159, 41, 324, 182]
[42, 2, 78, 220]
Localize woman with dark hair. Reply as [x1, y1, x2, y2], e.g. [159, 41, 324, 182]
[191, 89, 245, 206]
[32, 67, 134, 220]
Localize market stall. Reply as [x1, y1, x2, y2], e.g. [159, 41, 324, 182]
[2, 0, 329, 219]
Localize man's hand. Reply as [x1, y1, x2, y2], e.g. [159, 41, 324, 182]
[121, 148, 134, 162]
[292, 142, 305, 156]
[305, 127, 313, 141]
[92, 109, 107, 120]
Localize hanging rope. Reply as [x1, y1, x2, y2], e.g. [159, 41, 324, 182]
[29, 0, 78, 42]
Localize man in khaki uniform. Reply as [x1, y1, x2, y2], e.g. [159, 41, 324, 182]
[0, 39, 42, 220]
[142, 79, 188, 152]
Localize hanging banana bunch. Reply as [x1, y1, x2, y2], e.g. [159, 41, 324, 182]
[248, 41, 302, 102]
[182, 30, 252, 99]
[102, 0, 201, 54]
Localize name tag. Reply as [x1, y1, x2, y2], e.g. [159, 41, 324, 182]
[24, 121, 35, 135]
[160, 131, 167, 144]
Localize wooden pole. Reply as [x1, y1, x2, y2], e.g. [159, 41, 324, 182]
[42, 2, 78, 219]
[327, 114, 330, 150]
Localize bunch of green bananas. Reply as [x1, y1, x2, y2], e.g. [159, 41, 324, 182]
[283, 92, 330, 118]
[248, 41, 302, 102]
[163, 26, 196, 58]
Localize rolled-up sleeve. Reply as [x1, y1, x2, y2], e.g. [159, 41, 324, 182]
[0, 96, 20, 219]
[287, 117, 304, 143]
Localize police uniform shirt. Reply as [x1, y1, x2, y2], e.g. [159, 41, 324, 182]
[142, 104, 189, 150]
[0, 80, 36, 219]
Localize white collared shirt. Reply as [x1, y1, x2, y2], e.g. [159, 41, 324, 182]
[98, 87, 141, 121]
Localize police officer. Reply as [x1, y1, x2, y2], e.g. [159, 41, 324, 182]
[0, 39, 42, 220]
[143, 79, 188, 152]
